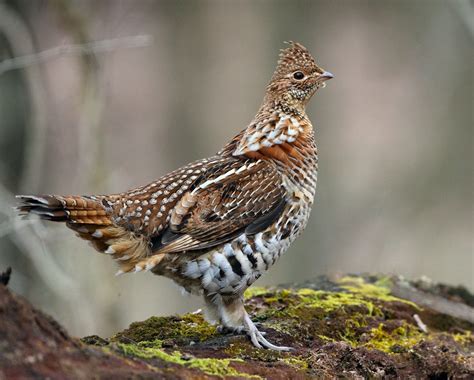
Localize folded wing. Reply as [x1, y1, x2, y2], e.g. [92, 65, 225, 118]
[150, 159, 285, 254]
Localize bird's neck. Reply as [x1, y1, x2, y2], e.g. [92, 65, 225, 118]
[220, 100, 317, 170]
[261, 95, 307, 117]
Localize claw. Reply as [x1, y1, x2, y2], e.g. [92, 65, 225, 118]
[243, 313, 292, 351]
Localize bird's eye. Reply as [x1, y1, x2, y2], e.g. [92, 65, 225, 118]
[293, 71, 305, 80]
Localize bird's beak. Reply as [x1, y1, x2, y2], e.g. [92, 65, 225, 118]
[320, 71, 334, 81]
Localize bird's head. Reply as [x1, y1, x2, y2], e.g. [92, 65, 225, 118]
[265, 42, 333, 110]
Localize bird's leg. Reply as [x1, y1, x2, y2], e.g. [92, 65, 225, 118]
[203, 293, 245, 334]
[202, 293, 221, 325]
[204, 294, 291, 351]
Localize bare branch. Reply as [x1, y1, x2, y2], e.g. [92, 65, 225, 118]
[0, 34, 153, 76]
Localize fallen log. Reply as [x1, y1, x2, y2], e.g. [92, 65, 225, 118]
[1, 271, 472, 379]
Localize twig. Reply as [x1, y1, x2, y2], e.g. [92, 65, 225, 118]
[413, 314, 428, 334]
[0, 34, 153, 76]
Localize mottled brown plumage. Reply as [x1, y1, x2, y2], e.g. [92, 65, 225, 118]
[17, 42, 333, 350]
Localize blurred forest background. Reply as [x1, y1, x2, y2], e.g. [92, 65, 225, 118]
[0, 0, 472, 337]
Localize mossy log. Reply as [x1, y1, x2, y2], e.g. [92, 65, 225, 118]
[1, 271, 473, 379]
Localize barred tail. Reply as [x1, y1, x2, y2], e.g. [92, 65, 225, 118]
[16, 194, 111, 225]
[16, 194, 150, 272]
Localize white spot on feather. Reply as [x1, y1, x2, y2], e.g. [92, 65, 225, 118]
[92, 230, 103, 238]
[198, 178, 214, 190]
[248, 142, 260, 151]
[145, 262, 156, 271]
[213, 168, 236, 183]
[287, 128, 298, 136]
[235, 165, 247, 174]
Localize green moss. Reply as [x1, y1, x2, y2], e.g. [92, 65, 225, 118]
[255, 286, 382, 326]
[338, 276, 419, 309]
[362, 322, 424, 353]
[295, 288, 380, 315]
[223, 343, 246, 357]
[81, 334, 109, 346]
[242, 277, 430, 351]
[225, 342, 288, 363]
[255, 276, 419, 322]
[118, 340, 177, 362]
[452, 330, 473, 346]
[111, 313, 217, 343]
[188, 357, 260, 378]
[117, 340, 261, 378]
[318, 334, 336, 342]
[244, 286, 271, 299]
[280, 356, 309, 371]
[224, 342, 308, 374]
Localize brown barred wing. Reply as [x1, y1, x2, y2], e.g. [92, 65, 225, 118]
[105, 157, 227, 237]
[151, 159, 286, 254]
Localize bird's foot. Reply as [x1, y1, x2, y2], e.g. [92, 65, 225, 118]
[217, 325, 246, 335]
[243, 313, 292, 351]
[218, 324, 266, 336]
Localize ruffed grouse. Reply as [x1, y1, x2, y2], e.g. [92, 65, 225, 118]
[17, 42, 333, 350]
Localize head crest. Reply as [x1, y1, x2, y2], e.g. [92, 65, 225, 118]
[271, 42, 319, 82]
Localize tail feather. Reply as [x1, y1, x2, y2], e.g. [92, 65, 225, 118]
[17, 195, 67, 221]
[16, 194, 111, 224]
[16, 194, 151, 271]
